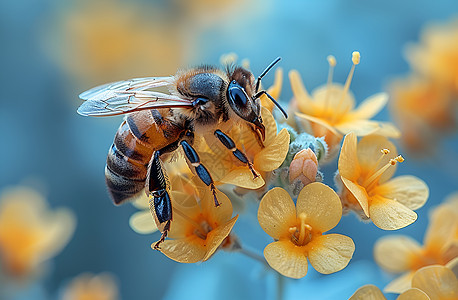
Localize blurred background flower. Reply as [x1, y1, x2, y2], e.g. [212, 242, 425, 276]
[1, 0, 458, 299]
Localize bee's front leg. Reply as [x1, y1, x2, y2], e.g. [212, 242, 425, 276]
[180, 140, 219, 207]
[147, 150, 172, 250]
[214, 129, 260, 179]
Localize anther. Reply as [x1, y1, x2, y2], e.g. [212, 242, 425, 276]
[327, 55, 336, 67]
[381, 149, 390, 154]
[352, 51, 361, 65]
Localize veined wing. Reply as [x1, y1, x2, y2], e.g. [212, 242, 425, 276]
[77, 77, 193, 116]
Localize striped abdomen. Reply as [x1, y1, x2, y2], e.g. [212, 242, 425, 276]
[105, 109, 183, 204]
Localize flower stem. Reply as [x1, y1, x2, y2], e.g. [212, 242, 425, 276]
[237, 246, 268, 267]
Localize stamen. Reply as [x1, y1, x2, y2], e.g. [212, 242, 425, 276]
[363, 155, 404, 189]
[332, 51, 360, 122]
[298, 213, 309, 246]
[324, 55, 337, 113]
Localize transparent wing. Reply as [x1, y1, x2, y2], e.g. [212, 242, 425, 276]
[77, 76, 194, 116]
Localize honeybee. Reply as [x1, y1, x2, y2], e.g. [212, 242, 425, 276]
[78, 58, 287, 249]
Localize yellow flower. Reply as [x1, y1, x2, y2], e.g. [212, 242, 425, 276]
[406, 18, 458, 95]
[257, 183, 355, 279]
[349, 284, 430, 300]
[0, 187, 76, 278]
[374, 195, 458, 293]
[45, 0, 183, 85]
[199, 106, 290, 190]
[337, 132, 429, 230]
[61, 273, 119, 300]
[290, 52, 400, 158]
[157, 181, 238, 263]
[401, 264, 458, 300]
[388, 76, 455, 153]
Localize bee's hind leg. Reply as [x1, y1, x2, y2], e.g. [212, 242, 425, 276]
[214, 129, 260, 179]
[147, 150, 173, 250]
[180, 140, 219, 207]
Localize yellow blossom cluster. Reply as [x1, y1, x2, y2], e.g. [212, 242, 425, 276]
[0, 187, 75, 279]
[374, 194, 458, 293]
[388, 18, 458, 154]
[60, 273, 119, 300]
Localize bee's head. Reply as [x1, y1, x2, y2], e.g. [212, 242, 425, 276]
[227, 71, 265, 140]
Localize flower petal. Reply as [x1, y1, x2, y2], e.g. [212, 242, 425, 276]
[397, 288, 429, 300]
[220, 167, 265, 189]
[158, 236, 206, 263]
[295, 112, 339, 135]
[341, 177, 370, 217]
[260, 106, 278, 147]
[296, 182, 342, 233]
[384, 272, 416, 294]
[289, 70, 315, 115]
[349, 285, 387, 300]
[258, 187, 297, 239]
[306, 234, 355, 274]
[357, 135, 398, 183]
[374, 176, 429, 210]
[336, 120, 400, 138]
[200, 188, 233, 228]
[254, 128, 290, 172]
[202, 215, 238, 261]
[264, 240, 308, 279]
[350, 93, 389, 120]
[129, 211, 158, 234]
[261, 68, 283, 112]
[339, 132, 361, 180]
[374, 235, 422, 273]
[411, 265, 458, 299]
[369, 196, 417, 230]
[424, 201, 458, 251]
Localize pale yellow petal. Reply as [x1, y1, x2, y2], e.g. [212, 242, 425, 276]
[397, 288, 430, 300]
[200, 188, 233, 227]
[350, 93, 389, 120]
[258, 187, 297, 239]
[311, 83, 356, 115]
[260, 106, 278, 147]
[296, 183, 342, 233]
[264, 240, 308, 279]
[374, 176, 429, 210]
[159, 236, 206, 263]
[338, 132, 360, 180]
[131, 193, 149, 209]
[289, 70, 315, 115]
[385, 272, 416, 294]
[306, 234, 355, 274]
[36, 208, 76, 261]
[254, 128, 290, 172]
[411, 265, 458, 300]
[261, 68, 283, 111]
[349, 285, 387, 300]
[357, 135, 398, 183]
[202, 215, 238, 261]
[220, 167, 265, 189]
[369, 196, 417, 230]
[341, 177, 370, 217]
[336, 120, 385, 136]
[168, 202, 201, 239]
[129, 211, 158, 234]
[367, 122, 401, 138]
[374, 235, 422, 273]
[295, 112, 339, 135]
[424, 202, 458, 249]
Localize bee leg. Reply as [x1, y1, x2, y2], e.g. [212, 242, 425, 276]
[147, 150, 173, 250]
[214, 129, 260, 179]
[180, 140, 220, 207]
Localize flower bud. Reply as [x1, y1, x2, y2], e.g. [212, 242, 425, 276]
[289, 149, 318, 186]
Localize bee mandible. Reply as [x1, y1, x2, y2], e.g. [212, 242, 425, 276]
[77, 57, 287, 249]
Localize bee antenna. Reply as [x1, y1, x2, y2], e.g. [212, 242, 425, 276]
[255, 57, 281, 93]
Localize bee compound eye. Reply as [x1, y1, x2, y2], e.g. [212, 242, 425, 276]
[228, 86, 248, 107]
